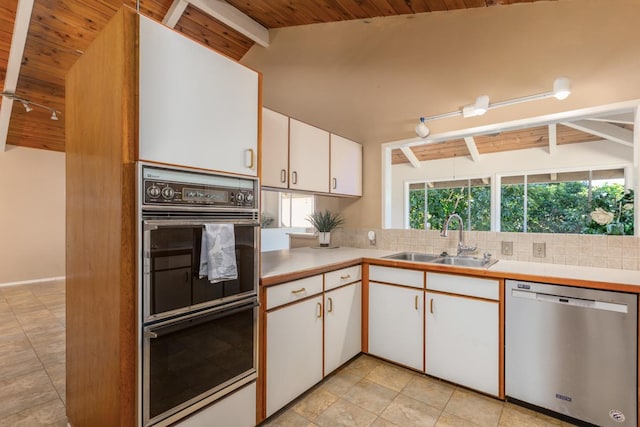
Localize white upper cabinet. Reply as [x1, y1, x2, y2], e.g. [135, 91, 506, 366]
[330, 134, 362, 196]
[289, 119, 330, 193]
[261, 108, 289, 188]
[138, 16, 258, 175]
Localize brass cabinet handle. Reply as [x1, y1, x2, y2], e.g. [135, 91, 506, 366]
[327, 297, 333, 313]
[415, 295, 419, 310]
[292, 171, 298, 184]
[280, 169, 286, 183]
[316, 302, 322, 318]
[332, 177, 337, 189]
[340, 274, 351, 280]
[430, 298, 434, 314]
[291, 288, 306, 295]
[246, 148, 255, 169]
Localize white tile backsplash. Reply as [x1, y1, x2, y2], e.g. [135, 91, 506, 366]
[332, 228, 640, 271]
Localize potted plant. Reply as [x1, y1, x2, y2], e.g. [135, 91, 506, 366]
[306, 209, 344, 247]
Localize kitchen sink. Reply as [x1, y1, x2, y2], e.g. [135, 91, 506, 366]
[429, 256, 498, 268]
[383, 252, 441, 262]
[383, 252, 498, 268]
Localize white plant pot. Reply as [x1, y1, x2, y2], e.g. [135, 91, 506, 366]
[318, 232, 331, 247]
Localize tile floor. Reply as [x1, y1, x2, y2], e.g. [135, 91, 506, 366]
[0, 280, 67, 426]
[262, 355, 577, 427]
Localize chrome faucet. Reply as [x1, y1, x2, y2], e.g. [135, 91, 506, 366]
[440, 213, 477, 256]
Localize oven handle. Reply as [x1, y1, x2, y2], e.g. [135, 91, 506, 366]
[144, 299, 259, 339]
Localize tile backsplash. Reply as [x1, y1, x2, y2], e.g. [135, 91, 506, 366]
[332, 228, 640, 271]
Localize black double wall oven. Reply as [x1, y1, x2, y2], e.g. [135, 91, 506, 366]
[138, 164, 259, 427]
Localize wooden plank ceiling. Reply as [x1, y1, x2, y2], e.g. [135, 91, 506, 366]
[2, 0, 552, 152]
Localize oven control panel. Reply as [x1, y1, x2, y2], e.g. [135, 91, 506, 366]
[142, 165, 258, 209]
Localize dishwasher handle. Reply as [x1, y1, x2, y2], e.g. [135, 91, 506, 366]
[511, 289, 628, 313]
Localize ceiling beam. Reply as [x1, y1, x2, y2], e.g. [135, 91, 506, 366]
[163, 0, 189, 28]
[561, 120, 633, 147]
[585, 112, 635, 125]
[187, 0, 269, 47]
[548, 123, 557, 154]
[464, 136, 481, 162]
[400, 146, 421, 168]
[0, 0, 35, 153]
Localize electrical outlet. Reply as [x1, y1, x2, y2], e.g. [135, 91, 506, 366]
[533, 242, 546, 258]
[501, 241, 513, 256]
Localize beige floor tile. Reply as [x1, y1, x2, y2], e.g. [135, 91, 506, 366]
[370, 417, 399, 427]
[498, 404, 559, 427]
[342, 355, 383, 379]
[380, 394, 441, 427]
[314, 399, 377, 427]
[401, 375, 455, 410]
[292, 388, 339, 420]
[342, 379, 397, 415]
[263, 409, 316, 427]
[436, 413, 479, 426]
[0, 397, 67, 426]
[365, 363, 415, 392]
[444, 389, 503, 427]
[44, 363, 66, 403]
[0, 369, 60, 418]
[320, 371, 362, 397]
[0, 348, 43, 382]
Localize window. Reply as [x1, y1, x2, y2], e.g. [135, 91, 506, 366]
[280, 193, 315, 227]
[500, 169, 634, 235]
[409, 179, 491, 231]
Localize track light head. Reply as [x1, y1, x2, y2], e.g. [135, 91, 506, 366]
[415, 117, 430, 138]
[22, 102, 33, 112]
[553, 77, 571, 100]
[462, 95, 490, 118]
[50, 111, 59, 121]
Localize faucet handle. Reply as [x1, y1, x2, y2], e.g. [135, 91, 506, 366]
[483, 252, 492, 261]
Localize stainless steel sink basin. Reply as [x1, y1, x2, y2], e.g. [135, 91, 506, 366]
[429, 256, 498, 268]
[383, 252, 441, 262]
[383, 252, 498, 269]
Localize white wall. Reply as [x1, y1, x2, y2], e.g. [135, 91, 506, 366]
[0, 146, 65, 284]
[389, 140, 632, 228]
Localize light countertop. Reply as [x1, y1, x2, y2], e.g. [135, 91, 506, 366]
[261, 247, 640, 291]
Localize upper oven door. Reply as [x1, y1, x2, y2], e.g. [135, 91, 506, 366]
[142, 219, 259, 322]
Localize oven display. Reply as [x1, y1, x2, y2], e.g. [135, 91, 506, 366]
[182, 187, 228, 203]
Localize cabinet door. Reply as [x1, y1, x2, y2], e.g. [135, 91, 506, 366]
[289, 119, 329, 192]
[261, 108, 289, 188]
[426, 292, 499, 396]
[330, 134, 362, 196]
[138, 15, 258, 175]
[266, 295, 323, 417]
[324, 283, 361, 375]
[368, 282, 423, 371]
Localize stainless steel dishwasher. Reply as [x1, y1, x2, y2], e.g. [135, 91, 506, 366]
[506, 280, 637, 426]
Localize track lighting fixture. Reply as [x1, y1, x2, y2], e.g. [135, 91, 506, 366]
[1, 92, 60, 121]
[415, 77, 571, 138]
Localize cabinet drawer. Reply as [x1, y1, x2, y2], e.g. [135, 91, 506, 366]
[266, 275, 323, 310]
[426, 272, 499, 301]
[369, 266, 423, 289]
[325, 265, 361, 291]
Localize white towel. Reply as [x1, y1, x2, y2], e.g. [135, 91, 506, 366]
[199, 224, 238, 283]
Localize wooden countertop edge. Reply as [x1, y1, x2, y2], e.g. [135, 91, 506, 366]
[261, 256, 640, 293]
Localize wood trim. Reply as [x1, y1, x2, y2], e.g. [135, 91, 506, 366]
[424, 289, 500, 304]
[498, 279, 505, 400]
[422, 290, 426, 372]
[257, 72, 263, 181]
[322, 273, 326, 378]
[361, 262, 369, 353]
[256, 283, 267, 424]
[65, 7, 137, 426]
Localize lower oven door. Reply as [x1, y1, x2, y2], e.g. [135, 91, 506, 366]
[143, 298, 258, 427]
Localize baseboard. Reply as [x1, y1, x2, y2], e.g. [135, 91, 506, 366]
[0, 276, 66, 288]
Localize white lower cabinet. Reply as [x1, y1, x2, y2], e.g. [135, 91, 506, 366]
[425, 291, 499, 396]
[324, 282, 362, 374]
[368, 282, 423, 371]
[266, 295, 323, 417]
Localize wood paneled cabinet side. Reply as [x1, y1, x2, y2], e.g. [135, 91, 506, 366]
[330, 134, 362, 196]
[65, 7, 137, 427]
